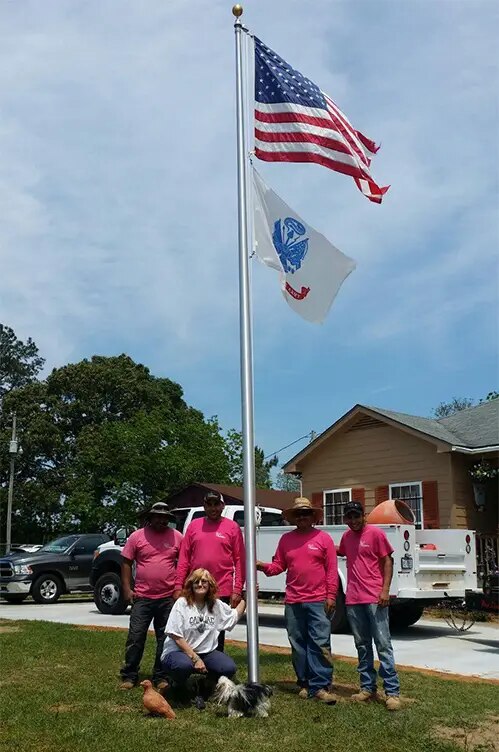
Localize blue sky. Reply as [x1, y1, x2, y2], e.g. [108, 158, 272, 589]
[1, 0, 498, 471]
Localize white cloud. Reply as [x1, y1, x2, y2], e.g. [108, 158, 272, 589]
[0, 0, 497, 439]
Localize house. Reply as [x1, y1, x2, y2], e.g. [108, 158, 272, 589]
[283, 401, 498, 540]
[167, 483, 298, 515]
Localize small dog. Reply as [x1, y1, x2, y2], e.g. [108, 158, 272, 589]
[213, 676, 273, 718]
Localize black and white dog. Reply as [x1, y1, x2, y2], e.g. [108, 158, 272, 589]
[213, 676, 273, 718]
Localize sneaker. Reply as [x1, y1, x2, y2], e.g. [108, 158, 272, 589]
[119, 680, 135, 690]
[314, 689, 337, 705]
[298, 688, 309, 700]
[155, 680, 169, 692]
[385, 696, 401, 711]
[351, 689, 377, 702]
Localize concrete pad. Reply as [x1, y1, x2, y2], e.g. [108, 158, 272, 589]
[1, 599, 497, 680]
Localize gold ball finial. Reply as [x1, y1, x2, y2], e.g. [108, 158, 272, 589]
[232, 4, 244, 18]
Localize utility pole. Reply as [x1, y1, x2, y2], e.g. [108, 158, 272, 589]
[6, 413, 18, 554]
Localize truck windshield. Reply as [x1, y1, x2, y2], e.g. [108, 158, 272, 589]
[170, 509, 190, 533]
[41, 535, 80, 553]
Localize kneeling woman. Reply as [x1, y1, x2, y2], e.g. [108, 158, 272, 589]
[161, 568, 246, 698]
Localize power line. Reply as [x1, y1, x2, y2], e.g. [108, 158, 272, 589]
[264, 430, 315, 461]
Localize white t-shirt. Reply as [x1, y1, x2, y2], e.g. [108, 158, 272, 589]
[161, 597, 240, 659]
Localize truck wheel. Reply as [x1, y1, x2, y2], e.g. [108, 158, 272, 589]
[94, 573, 128, 615]
[331, 588, 349, 633]
[389, 602, 424, 630]
[1, 594, 28, 604]
[31, 574, 63, 604]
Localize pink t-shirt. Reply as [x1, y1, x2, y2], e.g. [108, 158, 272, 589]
[262, 528, 338, 604]
[338, 525, 394, 605]
[122, 526, 183, 599]
[174, 517, 245, 597]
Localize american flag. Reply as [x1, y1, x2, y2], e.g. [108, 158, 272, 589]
[254, 38, 389, 204]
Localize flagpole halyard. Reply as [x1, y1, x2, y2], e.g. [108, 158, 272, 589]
[233, 4, 260, 683]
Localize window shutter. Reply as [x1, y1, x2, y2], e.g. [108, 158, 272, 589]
[422, 480, 440, 529]
[375, 485, 389, 505]
[351, 488, 365, 507]
[311, 492, 324, 523]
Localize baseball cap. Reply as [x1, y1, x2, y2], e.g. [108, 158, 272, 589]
[204, 490, 224, 504]
[343, 501, 364, 516]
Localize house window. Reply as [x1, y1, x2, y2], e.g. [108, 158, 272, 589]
[389, 482, 423, 529]
[323, 489, 351, 525]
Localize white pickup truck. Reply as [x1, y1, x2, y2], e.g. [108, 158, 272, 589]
[91, 504, 477, 631]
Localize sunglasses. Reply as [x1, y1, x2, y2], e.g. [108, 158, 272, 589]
[193, 579, 209, 586]
[344, 512, 362, 520]
[204, 500, 223, 507]
[295, 510, 313, 518]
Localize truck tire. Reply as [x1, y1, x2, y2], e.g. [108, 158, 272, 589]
[94, 572, 129, 615]
[389, 602, 424, 630]
[31, 574, 63, 604]
[1, 594, 28, 604]
[331, 587, 349, 633]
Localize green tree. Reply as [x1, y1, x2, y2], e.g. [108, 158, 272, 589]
[432, 391, 498, 419]
[0, 324, 45, 400]
[0, 355, 230, 541]
[275, 470, 301, 493]
[224, 429, 278, 489]
[432, 397, 475, 418]
[481, 391, 498, 402]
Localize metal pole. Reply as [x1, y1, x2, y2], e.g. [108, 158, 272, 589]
[233, 3, 259, 682]
[6, 413, 17, 554]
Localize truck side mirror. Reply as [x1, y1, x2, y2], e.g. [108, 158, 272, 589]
[114, 527, 128, 546]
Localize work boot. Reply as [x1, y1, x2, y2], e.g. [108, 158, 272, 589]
[298, 687, 309, 700]
[314, 689, 337, 705]
[385, 696, 401, 711]
[351, 689, 377, 702]
[155, 680, 169, 692]
[119, 680, 135, 690]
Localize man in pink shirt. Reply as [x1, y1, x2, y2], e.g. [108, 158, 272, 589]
[257, 497, 338, 704]
[174, 490, 245, 650]
[119, 502, 183, 690]
[338, 500, 401, 711]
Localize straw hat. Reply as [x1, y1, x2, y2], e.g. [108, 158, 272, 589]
[283, 497, 323, 524]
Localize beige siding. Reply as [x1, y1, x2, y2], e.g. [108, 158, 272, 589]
[298, 424, 454, 527]
[451, 454, 498, 534]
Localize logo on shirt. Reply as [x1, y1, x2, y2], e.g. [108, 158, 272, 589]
[360, 541, 370, 548]
[308, 544, 319, 551]
[188, 614, 215, 633]
[215, 532, 226, 539]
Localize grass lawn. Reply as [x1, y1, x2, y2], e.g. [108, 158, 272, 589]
[0, 620, 498, 752]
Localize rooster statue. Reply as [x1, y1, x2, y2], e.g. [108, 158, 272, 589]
[140, 680, 176, 719]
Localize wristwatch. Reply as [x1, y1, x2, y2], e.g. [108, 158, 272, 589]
[191, 653, 200, 665]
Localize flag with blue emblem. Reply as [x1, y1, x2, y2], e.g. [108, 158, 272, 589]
[254, 37, 388, 204]
[252, 169, 356, 323]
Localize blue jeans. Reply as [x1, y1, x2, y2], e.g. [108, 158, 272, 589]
[162, 649, 236, 687]
[347, 604, 400, 697]
[285, 602, 333, 696]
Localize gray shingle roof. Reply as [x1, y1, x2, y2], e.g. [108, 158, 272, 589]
[284, 400, 499, 471]
[439, 400, 499, 447]
[365, 400, 499, 449]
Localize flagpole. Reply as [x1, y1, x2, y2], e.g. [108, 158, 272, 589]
[233, 3, 260, 683]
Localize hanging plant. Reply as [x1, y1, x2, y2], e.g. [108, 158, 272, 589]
[469, 460, 498, 482]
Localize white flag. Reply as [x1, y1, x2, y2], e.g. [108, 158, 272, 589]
[252, 169, 356, 323]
